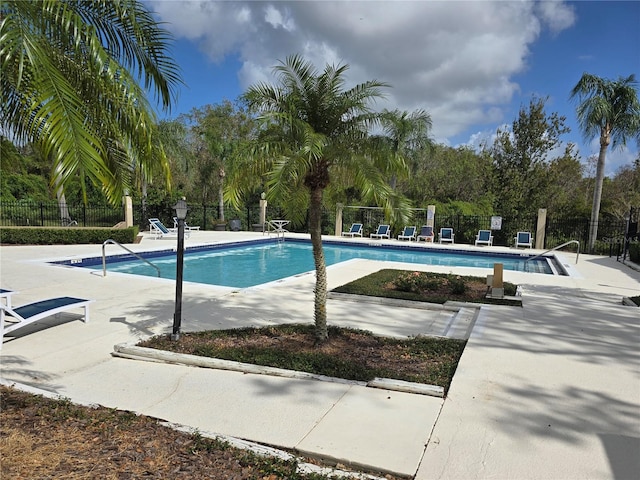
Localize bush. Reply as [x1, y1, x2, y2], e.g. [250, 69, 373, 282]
[629, 242, 639, 263]
[0, 226, 138, 245]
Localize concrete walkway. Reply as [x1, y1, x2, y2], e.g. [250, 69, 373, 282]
[1, 231, 638, 478]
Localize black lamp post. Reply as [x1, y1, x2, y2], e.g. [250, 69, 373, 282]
[171, 198, 188, 340]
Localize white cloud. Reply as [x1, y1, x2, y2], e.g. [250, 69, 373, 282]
[149, 0, 576, 139]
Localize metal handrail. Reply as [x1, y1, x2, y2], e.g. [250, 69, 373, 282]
[525, 240, 580, 265]
[102, 239, 161, 277]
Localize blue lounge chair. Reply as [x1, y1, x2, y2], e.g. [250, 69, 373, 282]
[370, 224, 390, 239]
[515, 231, 533, 248]
[417, 225, 435, 242]
[398, 226, 416, 241]
[342, 223, 363, 237]
[475, 230, 494, 246]
[0, 289, 16, 308]
[173, 217, 201, 231]
[438, 227, 455, 244]
[149, 218, 190, 239]
[1, 296, 92, 348]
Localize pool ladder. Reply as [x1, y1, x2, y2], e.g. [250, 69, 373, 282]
[101, 239, 161, 277]
[524, 240, 580, 265]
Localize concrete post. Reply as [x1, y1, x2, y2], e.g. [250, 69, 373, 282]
[259, 198, 267, 226]
[427, 205, 436, 228]
[335, 204, 344, 237]
[536, 208, 547, 249]
[491, 263, 504, 298]
[124, 195, 133, 227]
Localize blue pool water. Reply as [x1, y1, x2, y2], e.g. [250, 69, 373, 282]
[71, 239, 559, 288]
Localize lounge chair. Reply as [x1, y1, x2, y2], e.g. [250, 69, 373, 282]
[514, 231, 533, 248]
[475, 230, 494, 246]
[370, 224, 390, 239]
[173, 217, 201, 231]
[417, 225, 435, 242]
[438, 227, 455, 244]
[1, 296, 92, 348]
[0, 289, 16, 308]
[342, 223, 363, 237]
[397, 226, 416, 241]
[149, 218, 190, 239]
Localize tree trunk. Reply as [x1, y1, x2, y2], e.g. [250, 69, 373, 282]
[54, 174, 71, 225]
[587, 143, 608, 252]
[309, 187, 328, 343]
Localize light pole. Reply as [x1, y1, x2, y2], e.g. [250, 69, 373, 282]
[172, 198, 188, 340]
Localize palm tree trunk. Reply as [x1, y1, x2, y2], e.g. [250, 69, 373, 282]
[309, 187, 328, 343]
[588, 143, 608, 252]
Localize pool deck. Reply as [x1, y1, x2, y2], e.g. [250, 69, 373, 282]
[1, 230, 639, 479]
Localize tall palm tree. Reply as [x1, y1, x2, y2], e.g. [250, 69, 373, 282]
[570, 73, 640, 252]
[1, 0, 182, 205]
[378, 108, 432, 189]
[236, 54, 411, 343]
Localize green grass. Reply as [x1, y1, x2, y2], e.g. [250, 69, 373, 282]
[333, 269, 521, 306]
[139, 324, 467, 391]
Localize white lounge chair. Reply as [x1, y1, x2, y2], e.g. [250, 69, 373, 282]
[173, 217, 201, 231]
[417, 225, 435, 242]
[398, 226, 416, 241]
[342, 223, 363, 237]
[0, 289, 16, 308]
[1, 296, 92, 348]
[149, 218, 190, 239]
[370, 224, 390, 239]
[515, 231, 533, 248]
[475, 230, 494, 246]
[438, 227, 455, 244]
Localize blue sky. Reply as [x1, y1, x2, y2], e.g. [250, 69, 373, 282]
[151, 1, 639, 176]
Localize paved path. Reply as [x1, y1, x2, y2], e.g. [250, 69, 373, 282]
[1, 232, 639, 478]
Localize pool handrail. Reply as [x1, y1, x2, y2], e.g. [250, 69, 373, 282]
[102, 239, 161, 277]
[524, 240, 580, 265]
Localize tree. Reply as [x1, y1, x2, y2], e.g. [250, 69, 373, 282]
[377, 109, 432, 189]
[235, 55, 411, 343]
[489, 97, 569, 219]
[188, 101, 254, 221]
[1, 0, 182, 205]
[570, 73, 640, 252]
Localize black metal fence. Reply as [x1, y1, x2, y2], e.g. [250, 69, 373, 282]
[0, 201, 627, 255]
[0, 201, 123, 227]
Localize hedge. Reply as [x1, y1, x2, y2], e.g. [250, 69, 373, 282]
[0, 226, 139, 245]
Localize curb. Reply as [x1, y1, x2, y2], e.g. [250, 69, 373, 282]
[112, 343, 445, 398]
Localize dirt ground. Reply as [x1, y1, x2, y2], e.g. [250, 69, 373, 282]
[0, 386, 399, 479]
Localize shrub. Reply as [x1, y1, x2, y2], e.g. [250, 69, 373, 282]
[0, 226, 138, 245]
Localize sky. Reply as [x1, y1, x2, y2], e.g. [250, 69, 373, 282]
[148, 0, 640, 177]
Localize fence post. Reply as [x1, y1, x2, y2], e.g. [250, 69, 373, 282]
[427, 205, 435, 230]
[536, 208, 547, 249]
[335, 203, 343, 236]
[124, 196, 133, 227]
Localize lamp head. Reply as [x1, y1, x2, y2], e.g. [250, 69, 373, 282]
[174, 198, 188, 220]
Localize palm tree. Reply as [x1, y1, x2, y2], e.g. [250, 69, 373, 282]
[378, 109, 432, 189]
[236, 55, 411, 343]
[570, 73, 640, 252]
[1, 0, 182, 205]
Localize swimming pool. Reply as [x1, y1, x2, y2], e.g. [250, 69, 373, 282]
[59, 238, 562, 288]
